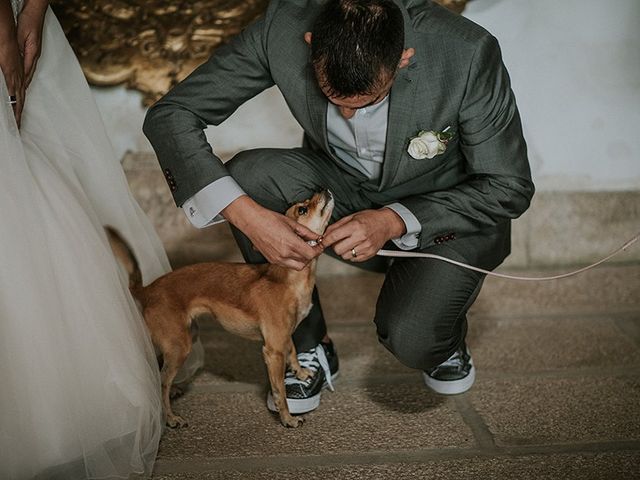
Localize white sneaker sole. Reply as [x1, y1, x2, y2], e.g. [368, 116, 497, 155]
[266, 391, 321, 414]
[423, 362, 476, 395]
[266, 370, 339, 415]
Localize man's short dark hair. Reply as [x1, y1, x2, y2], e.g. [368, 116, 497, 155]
[310, 0, 405, 97]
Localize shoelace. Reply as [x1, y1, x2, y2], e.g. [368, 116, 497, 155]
[284, 345, 334, 391]
[439, 350, 464, 369]
[429, 349, 468, 375]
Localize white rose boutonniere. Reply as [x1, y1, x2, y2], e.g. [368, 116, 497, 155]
[407, 126, 453, 160]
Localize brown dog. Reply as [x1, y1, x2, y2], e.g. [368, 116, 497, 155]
[106, 190, 334, 428]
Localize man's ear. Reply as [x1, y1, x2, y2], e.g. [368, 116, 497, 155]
[398, 48, 415, 69]
[304, 32, 312, 45]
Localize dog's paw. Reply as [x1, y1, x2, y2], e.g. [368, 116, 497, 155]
[294, 367, 314, 382]
[281, 414, 304, 428]
[166, 414, 189, 429]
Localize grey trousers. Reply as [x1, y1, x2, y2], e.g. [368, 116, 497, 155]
[227, 148, 485, 370]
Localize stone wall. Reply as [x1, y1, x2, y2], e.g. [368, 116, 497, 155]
[123, 152, 640, 274]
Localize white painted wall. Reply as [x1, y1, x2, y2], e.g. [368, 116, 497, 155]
[93, 0, 640, 191]
[464, 0, 640, 190]
[93, 85, 303, 163]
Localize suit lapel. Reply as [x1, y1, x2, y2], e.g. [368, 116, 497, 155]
[379, 63, 418, 191]
[305, 60, 419, 189]
[380, 0, 420, 191]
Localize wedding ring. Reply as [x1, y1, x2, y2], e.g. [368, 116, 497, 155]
[8, 95, 17, 105]
[351, 247, 358, 258]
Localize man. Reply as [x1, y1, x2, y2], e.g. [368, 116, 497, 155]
[144, 0, 534, 416]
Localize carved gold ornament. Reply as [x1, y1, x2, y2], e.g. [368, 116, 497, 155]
[50, 0, 469, 105]
[49, 0, 269, 105]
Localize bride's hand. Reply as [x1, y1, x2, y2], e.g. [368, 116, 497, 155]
[17, 0, 47, 88]
[0, 4, 25, 127]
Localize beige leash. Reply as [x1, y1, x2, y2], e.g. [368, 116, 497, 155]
[375, 233, 639, 281]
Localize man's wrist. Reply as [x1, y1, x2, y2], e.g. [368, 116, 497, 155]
[380, 207, 406, 239]
[221, 194, 256, 230]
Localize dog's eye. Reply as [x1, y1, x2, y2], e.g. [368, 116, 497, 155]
[297, 206, 308, 216]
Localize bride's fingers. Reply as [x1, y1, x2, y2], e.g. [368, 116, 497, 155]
[13, 83, 25, 128]
[4, 61, 26, 126]
[22, 41, 41, 88]
[7, 85, 24, 127]
[7, 99, 20, 127]
[24, 57, 38, 88]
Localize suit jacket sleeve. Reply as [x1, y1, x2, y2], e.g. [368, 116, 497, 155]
[142, 9, 275, 207]
[401, 34, 534, 249]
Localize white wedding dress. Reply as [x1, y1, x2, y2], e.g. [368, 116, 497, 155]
[0, 3, 201, 478]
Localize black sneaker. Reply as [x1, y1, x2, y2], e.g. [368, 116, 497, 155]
[266, 341, 339, 414]
[321, 339, 340, 383]
[422, 343, 475, 395]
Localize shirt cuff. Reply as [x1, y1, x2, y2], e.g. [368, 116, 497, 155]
[182, 176, 246, 228]
[385, 203, 422, 250]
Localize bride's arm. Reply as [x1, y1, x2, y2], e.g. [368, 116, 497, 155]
[0, 0, 25, 126]
[17, 0, 48, 87]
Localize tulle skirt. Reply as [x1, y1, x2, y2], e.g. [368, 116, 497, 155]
[0, 8, 197, 479]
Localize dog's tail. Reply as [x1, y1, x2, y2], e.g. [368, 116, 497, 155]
[105, 226, 143, 291]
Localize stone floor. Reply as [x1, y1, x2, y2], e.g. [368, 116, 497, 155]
[147, 251, 640, 479]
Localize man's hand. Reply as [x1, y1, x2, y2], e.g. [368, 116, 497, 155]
[222, 195, 323, 270]
[322, 207, 406, 262]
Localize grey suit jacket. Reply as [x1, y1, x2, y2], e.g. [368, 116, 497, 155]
[144, 0, 534, 269]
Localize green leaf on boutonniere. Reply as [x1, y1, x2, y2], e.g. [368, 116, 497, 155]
[437, 126, 453, 144]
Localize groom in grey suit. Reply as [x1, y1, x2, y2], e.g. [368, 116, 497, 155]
[144, 0, 534, 413]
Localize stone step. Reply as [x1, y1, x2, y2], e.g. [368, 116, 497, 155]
[123, 152, 640, 271]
